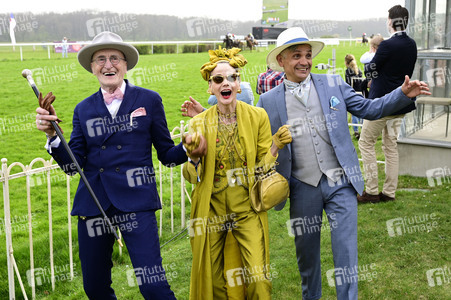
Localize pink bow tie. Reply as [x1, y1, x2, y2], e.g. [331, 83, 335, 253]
[103, 89, 124, 105]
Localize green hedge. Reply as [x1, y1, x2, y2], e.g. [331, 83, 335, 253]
[182, 44, 216, 53]
[134, 45, 150, 55]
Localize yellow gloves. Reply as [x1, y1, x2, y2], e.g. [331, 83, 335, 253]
[273, 125, 292, 149]
[182, 132, 207, 160]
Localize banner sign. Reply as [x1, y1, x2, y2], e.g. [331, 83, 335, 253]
[53, 41, 83, 53]
[261, 0, 288, 26]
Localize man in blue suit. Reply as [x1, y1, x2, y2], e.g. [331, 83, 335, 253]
[35, 31, 206, 299]
[358, 5, 418, 203]
[257, 27, 429, 300]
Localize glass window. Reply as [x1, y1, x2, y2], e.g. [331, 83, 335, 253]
[429, 0, 447, 49]
[400, 58, 451, 142]
[398, 0, 450, 144]
[409, 0, 429, 49]
[409, 0, 449, 50]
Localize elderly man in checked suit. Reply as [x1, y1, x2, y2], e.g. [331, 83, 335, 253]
[257, 27, 429, 300]
[35, 31, 206, 299]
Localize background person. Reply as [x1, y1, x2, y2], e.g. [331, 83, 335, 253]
[360, 34, 384, 65]
[362, 33, 368, 44]
[183, 47, 291, 299]
[61, 36, 68, 58]
[257, 27, 429, 300]
[256, 66, 284, 95]
[344, 54, 364, 139]
[359, 34, 384, 98]
[358, 5, 418, 203]
[35, 31, 205, 299]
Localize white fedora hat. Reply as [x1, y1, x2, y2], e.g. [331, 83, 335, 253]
[266, 27, 325, 72]
[77, 31, 139, 73]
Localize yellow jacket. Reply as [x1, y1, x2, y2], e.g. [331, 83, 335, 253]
[183, 101, 277, 299]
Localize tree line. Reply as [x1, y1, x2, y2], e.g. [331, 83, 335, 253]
[0, 10, 389, 43]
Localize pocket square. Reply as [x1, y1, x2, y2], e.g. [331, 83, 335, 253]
[130, 107, 147, 125]
[329, 96, 340, 110]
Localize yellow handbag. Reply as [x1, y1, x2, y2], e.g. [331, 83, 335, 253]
[250, 164, 290, 212]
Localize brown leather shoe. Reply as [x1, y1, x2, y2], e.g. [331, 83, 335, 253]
[357, 191, 380, 203]
[379, 192, 395, 201]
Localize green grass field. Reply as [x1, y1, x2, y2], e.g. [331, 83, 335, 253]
[0, 43, 449, 299]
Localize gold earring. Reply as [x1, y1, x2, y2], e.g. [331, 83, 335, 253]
[237, 89, 242, 93]
[207, 87, 214, 95]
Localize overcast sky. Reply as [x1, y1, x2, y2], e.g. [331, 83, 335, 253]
[2, 0, 405, 21]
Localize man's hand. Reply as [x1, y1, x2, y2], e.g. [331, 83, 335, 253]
[401, 75, 431, 98]
[181, 96, 204, 118]
[36, 92, 63, 136]
[183, 132, 207, 162]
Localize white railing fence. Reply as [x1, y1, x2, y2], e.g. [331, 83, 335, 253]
[0, 38, 361, 61]
[0, 120, 190, 300]
[159, 120, 191, 234]
[0, 39, 275, 61]
[1, 119, 383, 299]
[1, 157, 73, 300]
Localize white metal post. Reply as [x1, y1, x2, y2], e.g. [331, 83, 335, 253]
[2, 158, 15, 299]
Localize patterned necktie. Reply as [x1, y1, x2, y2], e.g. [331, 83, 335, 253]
[103, 88, 124, 105]
[283, 75, 311, 106]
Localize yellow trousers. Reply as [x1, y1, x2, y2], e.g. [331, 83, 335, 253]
[209, 185, 271, 300]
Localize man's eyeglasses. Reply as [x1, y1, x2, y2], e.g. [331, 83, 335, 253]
[92, 55, 126, 66]
[209, 73, 240, 84]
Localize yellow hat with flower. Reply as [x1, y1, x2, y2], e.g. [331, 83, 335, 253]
[200, 46, 247, 81]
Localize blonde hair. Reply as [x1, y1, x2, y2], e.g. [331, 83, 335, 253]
[345, 54, 359, 75]
[370, 35, 384, 51]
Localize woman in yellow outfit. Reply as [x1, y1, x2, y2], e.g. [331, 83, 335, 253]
[182, 47, 292, 299]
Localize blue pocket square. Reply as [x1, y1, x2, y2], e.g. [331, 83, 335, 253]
[330, 96, 340, 110]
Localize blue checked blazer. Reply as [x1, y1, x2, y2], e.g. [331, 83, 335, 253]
[257, 73, 415, 205]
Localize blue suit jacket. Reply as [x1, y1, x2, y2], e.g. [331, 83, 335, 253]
[365, 32, 417, 115]
[50, 80, 187, 216]
[257, 73, 415, 200]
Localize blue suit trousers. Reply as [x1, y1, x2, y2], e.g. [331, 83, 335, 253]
[77, 206, 176, 300]
[288, 175, 358, 300]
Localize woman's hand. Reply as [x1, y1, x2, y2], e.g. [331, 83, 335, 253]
[271, 125, 292, 156]
[181, 96, 204, 118]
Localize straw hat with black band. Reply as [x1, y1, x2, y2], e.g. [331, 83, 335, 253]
[77, 31, 139, 73]
[266, 27, 325, 72]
